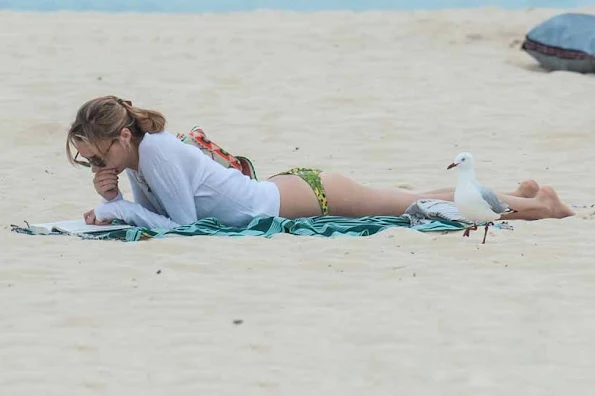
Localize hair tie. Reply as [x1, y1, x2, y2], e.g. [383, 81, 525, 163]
[115, 97, 132, 106]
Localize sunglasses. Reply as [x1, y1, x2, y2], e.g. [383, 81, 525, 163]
[73, 139, 117, 168]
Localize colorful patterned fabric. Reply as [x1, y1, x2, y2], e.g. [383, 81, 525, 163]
[177, 126, 258, 179]
[274, 168, 329, 215]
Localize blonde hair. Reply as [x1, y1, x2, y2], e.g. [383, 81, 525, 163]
[66, 95, 166, 165]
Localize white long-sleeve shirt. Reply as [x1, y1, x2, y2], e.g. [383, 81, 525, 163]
[94, 131, 280, 228]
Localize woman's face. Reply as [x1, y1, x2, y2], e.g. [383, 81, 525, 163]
[74, 133, 132, 174]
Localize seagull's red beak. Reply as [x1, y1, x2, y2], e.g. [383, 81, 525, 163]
[447, 162, 458, 170]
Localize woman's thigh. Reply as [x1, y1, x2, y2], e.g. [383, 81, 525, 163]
[270, 171, 420, 218]
[320, 172, 419, 217]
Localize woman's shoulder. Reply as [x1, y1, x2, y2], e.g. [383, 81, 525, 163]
[139, 131, 182, 154]
[141, 130, 177, 144]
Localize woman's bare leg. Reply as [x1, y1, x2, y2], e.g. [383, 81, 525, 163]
[320, 173, 574, 220]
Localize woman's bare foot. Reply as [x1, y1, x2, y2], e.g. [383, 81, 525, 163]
[510, 180, 539, 198]
[535, 186, 575, 219]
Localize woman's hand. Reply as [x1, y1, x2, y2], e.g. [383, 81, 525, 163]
[93, 168, 119, 201]
[83, 209, 113, 225]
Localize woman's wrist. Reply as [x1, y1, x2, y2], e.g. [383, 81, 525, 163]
[101, 189, 123, 203]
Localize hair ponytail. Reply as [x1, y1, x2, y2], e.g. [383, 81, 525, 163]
[120, 100, 166, 134]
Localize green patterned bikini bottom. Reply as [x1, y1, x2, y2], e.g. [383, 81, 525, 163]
[274, 168, 329, 216]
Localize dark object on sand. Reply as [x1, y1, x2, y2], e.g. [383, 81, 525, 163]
[522, 13, 595, 73]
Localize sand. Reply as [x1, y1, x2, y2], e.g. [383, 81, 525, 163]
[1, 7, 595, 395]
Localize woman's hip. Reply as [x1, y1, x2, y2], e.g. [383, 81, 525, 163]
[269, 168, 329, 217]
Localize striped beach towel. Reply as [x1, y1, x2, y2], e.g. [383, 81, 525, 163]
[11, 214, 465, 242]
[73, 215, 466, 242]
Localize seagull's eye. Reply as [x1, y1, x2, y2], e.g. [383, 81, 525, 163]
[461, 158, 466, 162]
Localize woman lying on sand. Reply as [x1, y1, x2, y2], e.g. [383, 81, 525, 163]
[66, 95, 574, 229]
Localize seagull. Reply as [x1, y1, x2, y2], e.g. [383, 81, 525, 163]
[447, 152, 515, 244]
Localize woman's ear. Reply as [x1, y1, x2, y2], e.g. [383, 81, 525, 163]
[120, 127, 133, 144]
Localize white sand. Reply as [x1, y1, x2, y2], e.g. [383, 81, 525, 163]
[1, 7, 595, 395]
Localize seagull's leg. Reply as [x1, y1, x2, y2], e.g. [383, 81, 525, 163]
[481, 222, 493, 244]
[463, 223, 477, 237]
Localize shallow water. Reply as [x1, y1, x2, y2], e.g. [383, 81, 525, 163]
[1, 0, 595, 13]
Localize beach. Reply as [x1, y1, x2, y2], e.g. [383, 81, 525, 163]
[1, 7, 595, 394]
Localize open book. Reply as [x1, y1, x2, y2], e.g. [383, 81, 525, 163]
[28, 219, 133, 235]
